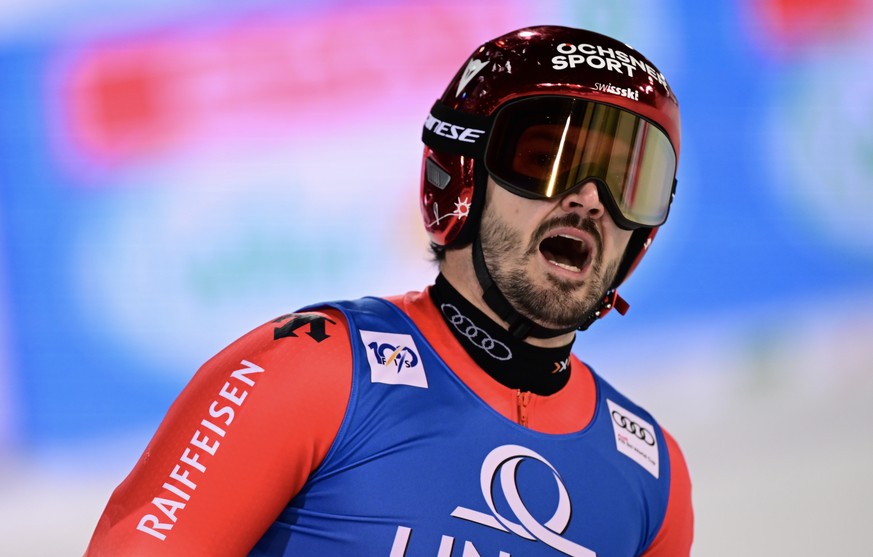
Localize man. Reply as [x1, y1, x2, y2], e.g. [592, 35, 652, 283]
[85, 25, 693, 556]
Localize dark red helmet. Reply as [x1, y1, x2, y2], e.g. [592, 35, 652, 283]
[420, 25, 681, 293]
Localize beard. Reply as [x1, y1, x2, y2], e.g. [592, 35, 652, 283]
[479, 209, 622, 330]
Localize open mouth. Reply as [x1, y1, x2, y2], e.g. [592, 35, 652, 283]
[539, 234, 592, 273]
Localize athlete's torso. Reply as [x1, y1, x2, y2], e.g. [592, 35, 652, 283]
[83, 289, 693, 557]
[252, 297, 671, 557]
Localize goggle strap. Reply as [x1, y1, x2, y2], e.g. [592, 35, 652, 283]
[422, 101, 492, 157]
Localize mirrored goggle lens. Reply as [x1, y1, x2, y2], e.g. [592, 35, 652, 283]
[484, 97, 677, 228]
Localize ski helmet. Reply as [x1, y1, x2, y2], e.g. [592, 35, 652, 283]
[420, 25, 681, 332]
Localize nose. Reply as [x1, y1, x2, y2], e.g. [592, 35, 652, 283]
[559, 180, 605, 220]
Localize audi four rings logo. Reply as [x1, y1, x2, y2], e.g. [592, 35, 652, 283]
[451, 445, 596, 557]
[440, 304, 512, 361]
[611, 410, 656, 446]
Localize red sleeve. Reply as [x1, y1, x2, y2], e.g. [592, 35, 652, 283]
[642, 427, 694, 556]
[84, 309, 352, 557]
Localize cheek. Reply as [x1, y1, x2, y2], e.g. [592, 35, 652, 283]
[608, 228, 634, 261]
[617, 228, 634, 248]
[497, 197, 529, 220]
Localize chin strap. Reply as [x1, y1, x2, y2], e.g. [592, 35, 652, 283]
[471, 235, 630, 338]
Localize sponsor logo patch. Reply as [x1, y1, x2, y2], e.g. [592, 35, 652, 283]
[360, 330, 428, 388]
[607, 399, 659, 478]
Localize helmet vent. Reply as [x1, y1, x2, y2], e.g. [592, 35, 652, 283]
[425, 158, 452, 190]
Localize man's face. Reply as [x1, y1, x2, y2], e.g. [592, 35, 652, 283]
[479, 176, 634, 330]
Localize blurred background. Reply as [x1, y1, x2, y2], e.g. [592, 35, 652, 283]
[0, 0, 871, 555]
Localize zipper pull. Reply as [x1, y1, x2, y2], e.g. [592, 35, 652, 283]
[517, 390, 532, 427]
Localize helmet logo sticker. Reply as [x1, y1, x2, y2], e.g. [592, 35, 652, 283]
[552, 43, 670, 92]
[431, 196, 471, 225]
[456, 58, 489, 97]
[594, 82, 640, 101]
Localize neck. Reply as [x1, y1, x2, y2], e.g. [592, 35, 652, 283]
[430, 274, 573, 396]
[440, 245, 577, 348]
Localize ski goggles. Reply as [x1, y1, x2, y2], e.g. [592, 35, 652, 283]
[423, 96, 678, 230]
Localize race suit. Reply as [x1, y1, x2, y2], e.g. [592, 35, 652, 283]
[84, 288, 693, 556]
